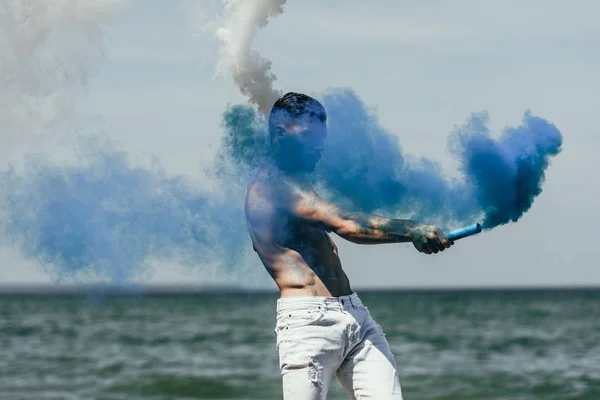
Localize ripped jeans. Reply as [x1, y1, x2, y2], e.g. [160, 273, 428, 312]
[275, 293, 404, 399]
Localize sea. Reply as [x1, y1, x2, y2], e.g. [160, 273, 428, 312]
[1, 287, 599, 400]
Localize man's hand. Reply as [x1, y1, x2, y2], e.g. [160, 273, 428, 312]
[410, 225, 453, 255]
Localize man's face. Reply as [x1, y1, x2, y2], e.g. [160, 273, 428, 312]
[277, 114, 327, 172]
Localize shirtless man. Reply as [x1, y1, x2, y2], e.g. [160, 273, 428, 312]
[245, 92, 453, 399]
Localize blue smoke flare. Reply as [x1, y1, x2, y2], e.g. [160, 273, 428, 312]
[0, 88, 562, 283]
[449, 110, 563, 228]
[219, 88, 563, 229]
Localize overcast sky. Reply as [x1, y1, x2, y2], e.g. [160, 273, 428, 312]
[1, 0, 598, 289]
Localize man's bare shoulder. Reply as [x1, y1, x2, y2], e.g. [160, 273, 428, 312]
[245, 168, 283, 224]
[246, 167, 320, 227]
[247, 168, 301, 204]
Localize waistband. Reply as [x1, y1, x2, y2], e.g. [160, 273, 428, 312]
[276, 292, 363, 312]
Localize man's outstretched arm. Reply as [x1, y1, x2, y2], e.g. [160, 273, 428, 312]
[286, 184, 452, 254]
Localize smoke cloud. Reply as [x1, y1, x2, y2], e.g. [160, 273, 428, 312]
[0, 0, 124, 146]
[218, 89, 563, 230]
[0, 0, 255, 285]
[207, 1, 563, 230]
[205, 0, 285, 117]
[0, 137, 248, 283]
[0, 1, 563, 286]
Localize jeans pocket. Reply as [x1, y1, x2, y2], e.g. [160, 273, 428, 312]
[276, 308, 324, 338]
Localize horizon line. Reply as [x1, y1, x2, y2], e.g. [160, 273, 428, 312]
[0, 283, 598, 295]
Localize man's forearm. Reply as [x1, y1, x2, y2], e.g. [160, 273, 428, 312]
[336, 211, 419, 244]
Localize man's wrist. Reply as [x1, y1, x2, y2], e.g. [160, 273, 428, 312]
[406, 225, 418, 241]
[394, 219, 419, 241]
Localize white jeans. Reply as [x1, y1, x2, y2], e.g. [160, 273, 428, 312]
[275, 293, 403, 399]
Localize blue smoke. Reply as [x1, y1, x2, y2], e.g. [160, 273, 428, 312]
[0, 88, 562, 283]
[314, 88, 478, 227]
[0, 137, 248, 283]
[220, 88, 563, 230]
[449, 110, 563, 228]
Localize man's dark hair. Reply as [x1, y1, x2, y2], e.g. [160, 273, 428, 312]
[268, 92, 326, 144]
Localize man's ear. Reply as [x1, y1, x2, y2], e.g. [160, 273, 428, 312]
[273, 125, 286, 142]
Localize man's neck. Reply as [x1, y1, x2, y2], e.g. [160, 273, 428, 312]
[264, 158, 311, 185]
[273, 155, 295, 173]
[270, 155, 302, 176]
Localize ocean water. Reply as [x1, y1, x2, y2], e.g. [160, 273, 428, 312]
[0, 288, 599, 400]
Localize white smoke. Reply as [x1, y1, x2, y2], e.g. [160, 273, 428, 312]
[0, 0, 126, 148]
[205, 0, 286, 117]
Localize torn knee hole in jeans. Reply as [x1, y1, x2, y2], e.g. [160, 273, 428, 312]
[307, 357, 322, 385]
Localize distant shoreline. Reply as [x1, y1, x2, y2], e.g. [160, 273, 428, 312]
[0, 284, 598, 296]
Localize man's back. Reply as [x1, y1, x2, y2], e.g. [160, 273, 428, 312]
[245, 167, 352, 297]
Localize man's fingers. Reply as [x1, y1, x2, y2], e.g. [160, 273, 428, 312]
[435, 230, 451, 248]
[440, 236, 452, 248]
[424, 241, 439, 254]
[415, 243, 432, 255]
[433, 238, 446, 252]
[413, 242, 427, 254]
[426, 234, 445, 252]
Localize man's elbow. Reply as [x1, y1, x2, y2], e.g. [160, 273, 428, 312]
[334, 220, 361, 239]
[333, 220, 383, 245]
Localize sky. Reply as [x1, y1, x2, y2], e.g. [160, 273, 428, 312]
[0, 0, 599, 289]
